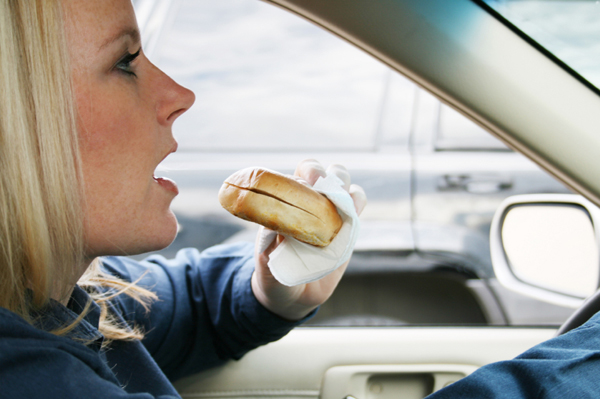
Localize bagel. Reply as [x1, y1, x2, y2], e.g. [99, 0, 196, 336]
[218, 167, 343, 247]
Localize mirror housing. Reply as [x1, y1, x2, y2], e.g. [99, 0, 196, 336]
[490, 194, 600, 308]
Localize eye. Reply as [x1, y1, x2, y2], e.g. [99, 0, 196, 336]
[115, 49, 141, 77]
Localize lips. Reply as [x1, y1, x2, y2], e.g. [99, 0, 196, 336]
[154, 176, 179, 194]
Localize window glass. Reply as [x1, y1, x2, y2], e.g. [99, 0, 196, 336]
[146, 0, 412, 152]
[435, 103, 510, 151]
[482, 0, 600, 91]
[132, 0, 575, 327]
[131, 0, 419, 328]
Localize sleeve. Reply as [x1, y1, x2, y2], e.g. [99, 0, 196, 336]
[426, 313, 600, 398]
[100, 242, 312, 381]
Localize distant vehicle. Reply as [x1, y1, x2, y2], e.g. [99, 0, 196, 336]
[134, 0, 575, 327]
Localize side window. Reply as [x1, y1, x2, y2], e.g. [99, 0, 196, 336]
[132, 0, 419, 327]
[435, 103, 510, 151]
[133, 0, 573, 328]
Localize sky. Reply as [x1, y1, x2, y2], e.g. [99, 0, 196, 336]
[484, 0, 600, 90]
[142, 0, 417, 152]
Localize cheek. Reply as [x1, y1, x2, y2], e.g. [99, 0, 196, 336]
[79, 115, 136, 202]
[73, 76, 177, 256]
[77, 88, 153, 224]
[77, 84, 153, 190]
[78, 87, 140, 155]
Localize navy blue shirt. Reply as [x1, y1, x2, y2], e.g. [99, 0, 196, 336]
[0, 242, 306, 398]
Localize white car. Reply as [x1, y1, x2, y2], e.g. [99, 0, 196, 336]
[133, 0, 600, 396]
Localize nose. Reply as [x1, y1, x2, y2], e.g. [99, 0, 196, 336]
[153, 64, 196, 126]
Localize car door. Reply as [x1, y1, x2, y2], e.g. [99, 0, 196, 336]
[133, 0, 600, 397]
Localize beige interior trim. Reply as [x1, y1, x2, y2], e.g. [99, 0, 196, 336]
[175, 327, 555, 398]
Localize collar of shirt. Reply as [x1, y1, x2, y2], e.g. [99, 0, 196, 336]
[30, 286, 105, 351]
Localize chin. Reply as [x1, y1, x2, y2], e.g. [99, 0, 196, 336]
[89, 212, 180, 258]
[141, 212, 179, 253]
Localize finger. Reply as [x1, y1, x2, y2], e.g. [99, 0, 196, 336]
[326, 164, 351, 191]
[291, 176, 311, 188]
[261, 234, 285, 261]
[349, 184, 367, 215]
[294, 159, 326, 186]
[256, 231, 285, 270]
[256, 226, 278, 254]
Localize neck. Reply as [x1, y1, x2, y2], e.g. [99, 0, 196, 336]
[55, 257, 94, 306]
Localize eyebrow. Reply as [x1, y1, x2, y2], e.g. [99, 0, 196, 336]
[99, 27, 141, 50]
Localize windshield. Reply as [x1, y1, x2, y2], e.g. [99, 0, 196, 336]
[482, 0, 600, 91]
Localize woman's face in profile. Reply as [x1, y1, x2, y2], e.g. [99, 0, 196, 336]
[62, 0, 195, 259]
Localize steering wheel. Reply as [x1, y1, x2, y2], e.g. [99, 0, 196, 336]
[556, 289, 600, 335]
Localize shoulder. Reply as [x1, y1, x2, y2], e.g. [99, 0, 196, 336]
[0, 306, 102, 368]
[0, 306, 43, 339]
[0, 307, 133, 397]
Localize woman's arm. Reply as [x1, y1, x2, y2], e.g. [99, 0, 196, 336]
[427, 313, 600, 398]
[101, 242, 309, 381]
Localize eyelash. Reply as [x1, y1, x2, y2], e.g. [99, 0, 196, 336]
[115, 49, 141, 77]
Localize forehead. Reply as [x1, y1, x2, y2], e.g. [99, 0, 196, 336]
[62, 0, 139, 50]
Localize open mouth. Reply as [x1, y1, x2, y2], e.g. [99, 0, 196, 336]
[153, 142, 179, 194]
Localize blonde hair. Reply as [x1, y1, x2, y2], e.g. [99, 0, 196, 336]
[0, 0, 155, 343]
[61, 259, 158, 344]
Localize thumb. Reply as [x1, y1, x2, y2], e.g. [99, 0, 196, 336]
[256, 226, 278, 255]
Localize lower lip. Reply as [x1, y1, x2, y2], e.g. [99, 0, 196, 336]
[154, 176, 179, 195]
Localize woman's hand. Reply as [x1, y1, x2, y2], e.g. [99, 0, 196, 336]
[251, 159, 367, 321]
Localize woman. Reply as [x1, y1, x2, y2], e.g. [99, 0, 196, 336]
[0, 0, 367, 397]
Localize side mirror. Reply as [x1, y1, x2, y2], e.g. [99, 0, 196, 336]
[490, 194, 600, 308]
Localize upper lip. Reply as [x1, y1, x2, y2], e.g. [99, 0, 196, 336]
[160, 141, 178, 164]
[155, 141, 178, 176]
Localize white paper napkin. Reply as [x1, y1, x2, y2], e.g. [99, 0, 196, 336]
[258, 173, 360, 286]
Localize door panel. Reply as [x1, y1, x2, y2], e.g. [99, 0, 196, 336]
[174, 327, 555, 398]
[321, 365, 477, 399]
